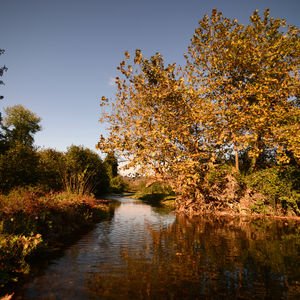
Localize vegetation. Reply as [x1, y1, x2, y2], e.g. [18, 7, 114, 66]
[0, 49, 7, 101]
[0, 99, 119, 290]
[98, 9, 300, 217]
[0, 8, 299, 296]
[104, 152, 128, 193]
[0, 188, 110, 290]
[131, 177, 175, 208]
[0, 103, 116, 291]
[0, 105, 113, 195]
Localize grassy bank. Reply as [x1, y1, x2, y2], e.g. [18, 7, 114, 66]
[0, 188, 111, 293]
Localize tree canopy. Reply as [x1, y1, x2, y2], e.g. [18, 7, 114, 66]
[0, 105, 41, 192]
[3, 105, 42, 147]
[186, 9, 300, 169]
[98, 9, 300, 209]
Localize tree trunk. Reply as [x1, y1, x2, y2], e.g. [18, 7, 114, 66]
[234, 144, 239, 173]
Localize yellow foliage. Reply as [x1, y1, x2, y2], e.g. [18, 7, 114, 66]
[98, 9, 300, 200]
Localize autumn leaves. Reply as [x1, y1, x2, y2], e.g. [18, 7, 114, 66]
[98, 9, 300, 203]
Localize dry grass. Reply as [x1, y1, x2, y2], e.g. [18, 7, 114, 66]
[0, 187, 101, 215]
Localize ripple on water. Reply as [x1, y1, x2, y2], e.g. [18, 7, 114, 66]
[14, 197, 300, 300]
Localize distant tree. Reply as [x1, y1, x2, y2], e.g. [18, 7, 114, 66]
[0, 106, 41, 193]
[3, 105, 41, 147]
[104, 152, 119, 178]
[103, 151, 128, 193]
[63, 145, 110, 196]
[37, 148, 65, 191]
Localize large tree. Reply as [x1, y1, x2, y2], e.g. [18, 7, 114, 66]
[186, 9, 300, 170]
[98, 50, 212, 202]
[98, 9, 300, 207]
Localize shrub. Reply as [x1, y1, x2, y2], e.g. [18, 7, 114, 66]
[0, 234, 42, 287]
[37, 149, 64, 191]
[0, 144, 39, 193]
[109, 175, 128, 193]
[245, 166, 300, 215]
[0, 188, 110, 288]
[63, 145, 110, 196]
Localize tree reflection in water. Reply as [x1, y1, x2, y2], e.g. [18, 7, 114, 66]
[86, 212, 300, 299]
[14, 198, 300, 299]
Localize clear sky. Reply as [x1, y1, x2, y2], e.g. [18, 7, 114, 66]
[1, 0, 299, 152]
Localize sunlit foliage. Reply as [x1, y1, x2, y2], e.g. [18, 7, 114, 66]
[186, 9, 300, 169]
[98, 9, 300, 212]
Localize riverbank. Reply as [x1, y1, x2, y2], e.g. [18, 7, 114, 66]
[0, 188, 112, 295]
[134, 165, 300, 219]
[137, 190, 300, 221]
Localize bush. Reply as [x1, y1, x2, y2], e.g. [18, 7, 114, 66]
[0, 188, 110, 288]
[135, 179, 175, 203]
[245, 166, 300, 215]
[0, 234, 42, 287]
[205, 164, 233, 187]
[63, 145, 110, 196]
[37, 149, 64, 191]
[0, 144, 39, 193]
[109, 175, 128, 193]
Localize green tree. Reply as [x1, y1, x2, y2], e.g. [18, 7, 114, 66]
[3, 105, 41, 147]
[103, 151, 128, 193]
[104, 152, 119, 178]
[0, 143, 39, 193]
[0, 106, 41, 193]
[37, 148, 65, 191]
[63, 145, 110, 196]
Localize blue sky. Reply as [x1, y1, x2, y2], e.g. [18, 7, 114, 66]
[1, 0, 299, 152]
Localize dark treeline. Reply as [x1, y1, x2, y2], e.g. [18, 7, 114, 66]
[0, 104, 124, 196]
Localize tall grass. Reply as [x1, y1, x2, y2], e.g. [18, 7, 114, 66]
[61, 168, 97, 196]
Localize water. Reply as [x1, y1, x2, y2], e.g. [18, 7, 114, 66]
[14, 196, 300, 299]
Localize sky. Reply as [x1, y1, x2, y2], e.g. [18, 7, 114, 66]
[1, 0, 299, 153]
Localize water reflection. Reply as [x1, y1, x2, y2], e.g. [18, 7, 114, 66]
[15, 197, 300, 299]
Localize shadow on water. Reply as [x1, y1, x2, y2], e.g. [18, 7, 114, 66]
[139, 193, 169, 203]
[13, 196, 300, 299]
